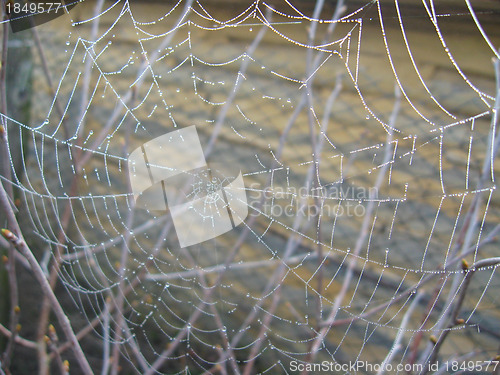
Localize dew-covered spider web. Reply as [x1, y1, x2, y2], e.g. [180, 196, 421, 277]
[2, 0, 500, 373]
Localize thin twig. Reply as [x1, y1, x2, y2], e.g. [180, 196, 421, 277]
[243, 2, 335, 372]
[0, 229, 94, 374]
[421, 257, 500, 374]
[204, 3, 270, 158]
[418, 55, 500, 371]
[109, 200, 135, 375]
[0, 322, 37, 350]
[181, 248, 241, 374]
[36, 176, 80, 375]
[76, 0, 194, 171]
[308, 83, 401, 361]
[1, 243, 18, 372]
[33, 1, 107, 372]
[47, 325, 69, 375]
[142, 7, 271, 374]
[314, 222, 500, 330]
[0, 4, 13, 200]
[31, 22, 72, 142]
[377, 291, 424, 375]
[0, 13, 19, 372]
[0, 183, 93, 374]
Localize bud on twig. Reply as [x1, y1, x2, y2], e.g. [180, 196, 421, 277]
[48, 324, 56, 335]
[1, 229, 22, 246]
[461, 259, 469, 271]
[1, 228, 13, 240]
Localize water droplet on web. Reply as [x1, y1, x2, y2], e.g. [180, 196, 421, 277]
[365, 115, 370, 120]
[176, 88, 180, 93]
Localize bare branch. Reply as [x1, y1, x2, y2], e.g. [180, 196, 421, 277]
[309, 82, 402, 360]
[0, 178, 94, 375]
[421, 257, 500, 374]
[0, 323, 36, 350]
[377, 291, 424, 375]
[0, 244, 19, 371]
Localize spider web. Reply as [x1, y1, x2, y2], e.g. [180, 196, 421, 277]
[2, 0, 500, 373]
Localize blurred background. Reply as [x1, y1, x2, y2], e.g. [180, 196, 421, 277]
[0, 0, 499, 374]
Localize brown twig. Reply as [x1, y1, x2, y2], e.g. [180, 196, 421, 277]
[0, 228, 93, 374]
[0, 181, 93, 374]
[181, 247, 241, 374]
[0, 245, 19, 372]
[32, 1, 107, 372]
[417, 56, 500, 372]
[0, 322, 36, 350]
[0, 12, 18, 372]
[313, 222, 500, 330]
[307, 83, 402, 363]
[47, 324, 68, 375]
[76, 0, 194, 171]
[31, 23, 72, 143]
[421, 257, 500, 374]
[377, 291, 424, 375]
[36, 175, 80, 375]
[0, 2, 13, 200]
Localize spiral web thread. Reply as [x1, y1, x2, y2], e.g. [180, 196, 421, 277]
[2, 0, 500, 373]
